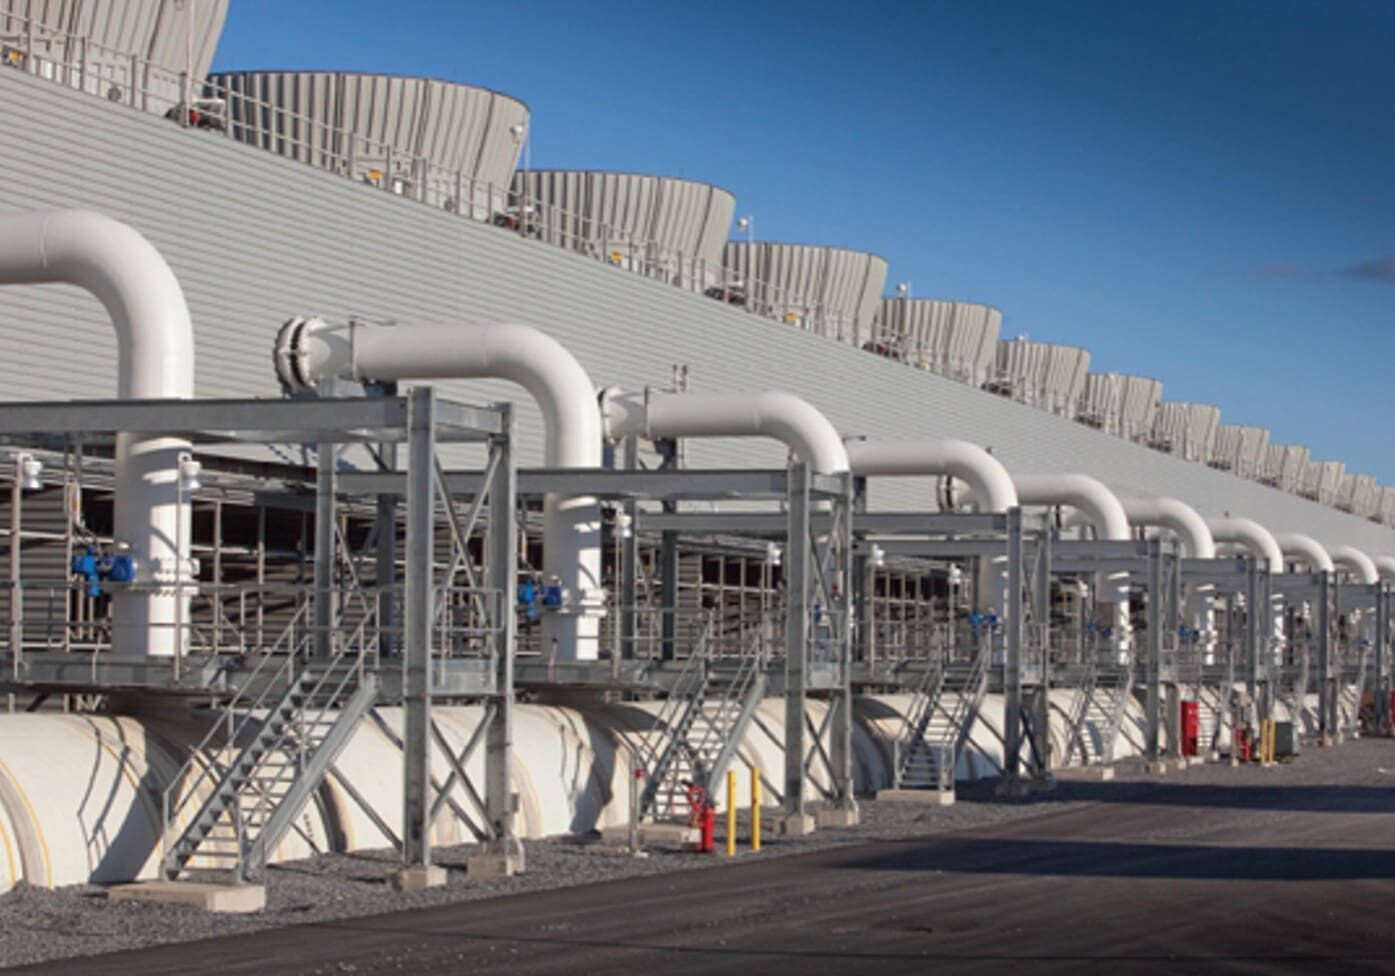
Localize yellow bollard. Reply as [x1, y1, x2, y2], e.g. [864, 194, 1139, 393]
[726, 769, 737, 857]
[750, 766, 761, 852]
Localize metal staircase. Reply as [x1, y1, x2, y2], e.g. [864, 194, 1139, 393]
[637, 619, 768, 822]
[162, 649, 379, 882]
[893, 645, 989, 790]
[1064, 664, 1133, 765]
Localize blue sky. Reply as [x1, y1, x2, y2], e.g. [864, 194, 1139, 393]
[214, 1, 1394, 482]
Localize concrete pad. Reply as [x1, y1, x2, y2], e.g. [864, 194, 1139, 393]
[776, 812, 817, 836]
[387, 864, 447, 892]
[1055, 765, 1114, 781]
[467, 854, 521, 879]
[995, 777, 1033, 798]
[815, 806, 860, 828]
[1029, 773, 1056, 794]
[107, 881, 265, 914]
[1144, 761, 1170, 775]
[637, 822, 701, 847]
[875, 788, 955, 806]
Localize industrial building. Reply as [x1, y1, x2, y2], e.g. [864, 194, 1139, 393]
[0, 0, 1389, 915]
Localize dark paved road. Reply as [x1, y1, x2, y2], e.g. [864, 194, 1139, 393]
[18, 775, 1395, 975]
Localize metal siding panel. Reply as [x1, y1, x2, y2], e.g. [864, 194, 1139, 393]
[1, 68, 1393, 554]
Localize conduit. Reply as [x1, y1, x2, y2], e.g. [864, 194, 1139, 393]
[0, 210, 195, 657]
[599, 388, 849, 474]
[1120, 496, 1216, 646]
[274, 316, 604, 660]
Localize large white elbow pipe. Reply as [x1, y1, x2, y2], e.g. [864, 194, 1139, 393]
[1205, 517, 1284, 574]
[1273, 533, 1334, 573]
[1328, 544, 1378, 585]
[600, 388, 849, 474]
[0, 210, 195, 657]
[1373, 555, 1395, 584]
[843, 438, 1017, 510]
[1012, 473, 1131, 650]
[1119, 497, 1214, 559]
[275, 316, 604, 660]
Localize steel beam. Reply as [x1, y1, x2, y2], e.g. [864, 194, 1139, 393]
[783, 464, 810, 818]
[1000, 507, 1024, 790]
[485, 405, 517, 857]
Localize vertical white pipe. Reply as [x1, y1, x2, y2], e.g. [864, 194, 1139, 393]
[0, 210, 195, 657]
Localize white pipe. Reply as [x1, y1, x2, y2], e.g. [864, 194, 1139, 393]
[600, 388, 849, 474]
[275, 316, 604, 660]
[1011, 473, 1131, 650]
[1328, 544, 1378, 585]
[1373, 555, 1395, 584]
[1272, 533, 1334, 573]
[1119, 496, 1214, 559]
[0, 210, 195, 657]
[1204, 517, 1283, 574]
[843, 438, 1017, 510]
[1120, 496, 1216, 651]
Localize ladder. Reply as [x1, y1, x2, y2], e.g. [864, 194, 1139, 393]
[1060, 655, 1099, 767]
[162, 648, 379, 882]
[637, 620, 768, 821]
[894, 644, 989, 790]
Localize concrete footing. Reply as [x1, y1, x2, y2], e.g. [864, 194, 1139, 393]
[815, 806, 860, 828]
[876, 788, 955, 806]
[107, 881, 266, 913]
[387, 864, 447, 892]
[467, 854, 521, 879]
[995, 776, 1033, 798]
[776, 811, 817, 836]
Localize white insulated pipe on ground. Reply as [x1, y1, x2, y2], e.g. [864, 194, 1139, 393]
[1328, 545, 1378, 586]
[274, 317, 605, 660]
[600, 388, 849, 474]
[0, 210, 195, 657]
[1273, 533, 1334, 573]
[843, 437, 1018, 510]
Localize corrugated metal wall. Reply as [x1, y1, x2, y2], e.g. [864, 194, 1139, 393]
[0, 69, 1392, 553]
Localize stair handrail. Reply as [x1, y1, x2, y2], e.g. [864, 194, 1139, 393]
[893, 661, 944, 784]
[635, 612, 716, 818]
[161, 598, 314, 865]
[1061, 653, 1100, 766]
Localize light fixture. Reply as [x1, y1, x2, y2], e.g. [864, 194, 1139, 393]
[896, 281, 910, 298]
[766, 542, 782, 567]
[869, 544, 885, 569]
[948, 565, 964, 588]
[16, 453, 42, 491]
[615, 509, 633, 540]
[177, 452, 202, 493]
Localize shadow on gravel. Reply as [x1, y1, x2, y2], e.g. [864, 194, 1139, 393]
[840, 836, 1395, 881]
[947, 777, 1395, 814]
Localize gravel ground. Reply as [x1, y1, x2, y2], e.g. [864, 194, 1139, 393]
[2, 740, 1393, 970]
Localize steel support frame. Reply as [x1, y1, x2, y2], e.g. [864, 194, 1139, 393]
[401, 387, 435, 869]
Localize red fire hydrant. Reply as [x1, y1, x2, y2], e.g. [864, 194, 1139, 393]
[686, 782, 715, 853]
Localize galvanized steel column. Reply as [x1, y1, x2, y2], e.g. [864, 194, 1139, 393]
[828, 472, 856, 812]
[1317, 570, 1332, 742]
[313, 442, 336, 658]
[1145, 539, 1162, 762]
[783, 464, 810, 817]
[1001, 507, 1024, 787]
[402, 387, 435, 868]
[485, 404, 517, 852]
